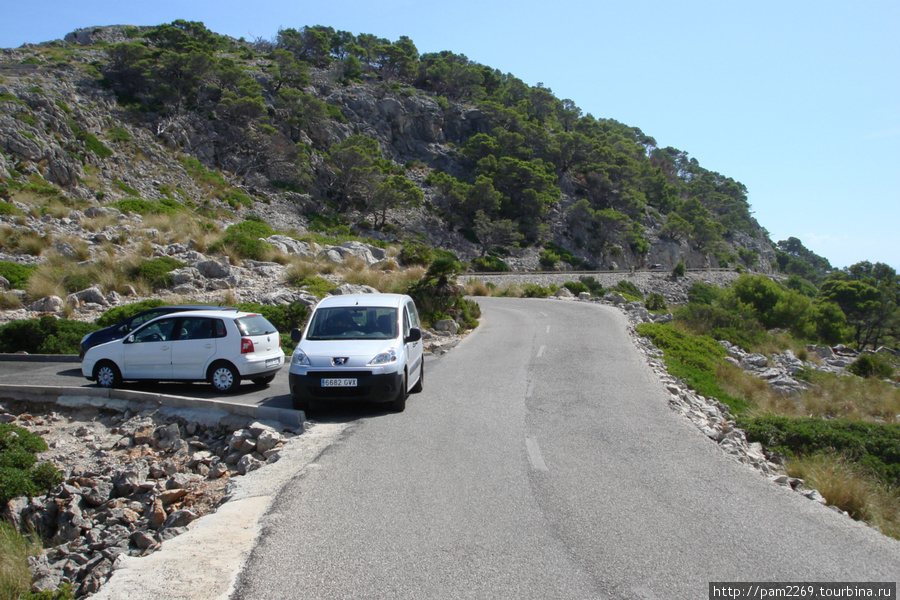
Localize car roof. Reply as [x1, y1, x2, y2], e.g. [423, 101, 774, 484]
[314, 293, 410, 310]
[141, 309, 262, 321]
[131, 304, 235, 317]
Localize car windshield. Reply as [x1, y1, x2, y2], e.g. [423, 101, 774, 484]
[306, 307, 398, 340]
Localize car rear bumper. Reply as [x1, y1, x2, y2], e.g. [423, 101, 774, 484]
[289, 371, 403, 403]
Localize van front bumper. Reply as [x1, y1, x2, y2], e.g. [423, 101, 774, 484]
[289, 370, 403, 403]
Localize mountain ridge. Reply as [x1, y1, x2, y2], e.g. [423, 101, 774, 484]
[1, 21, 779, 282]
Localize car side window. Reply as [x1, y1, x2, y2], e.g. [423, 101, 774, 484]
[133, 318, 176, 343]
[177, 317, 215, 340]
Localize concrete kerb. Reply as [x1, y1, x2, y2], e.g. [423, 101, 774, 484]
[0, 384, 305, 431]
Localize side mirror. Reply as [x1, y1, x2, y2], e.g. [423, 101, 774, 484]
[125, 334, 135, 344]
[405, 328, 422, 343]
[291, 328, 303, 343]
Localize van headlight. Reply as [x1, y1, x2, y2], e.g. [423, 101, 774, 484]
[368, 347, 397, 365]
[292, 349, 310, 366]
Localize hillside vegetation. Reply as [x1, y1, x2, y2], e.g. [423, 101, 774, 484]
[2, 20, 775, 276]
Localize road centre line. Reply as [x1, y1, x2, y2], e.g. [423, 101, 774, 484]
[536, 345, 545, 358]
[525, 437, 549, 472]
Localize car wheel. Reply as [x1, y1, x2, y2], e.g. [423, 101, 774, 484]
[252, 374, 276, 386]
[94, 361, 122, 389]
[410, 361, 424, 394]
[208, 362, 239, 393]
[291, 396, 309, 411]
[390, 371, 408, 412]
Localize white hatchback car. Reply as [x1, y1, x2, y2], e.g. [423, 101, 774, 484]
[288, 294, 424, 412]
[82, 310, 285, 392]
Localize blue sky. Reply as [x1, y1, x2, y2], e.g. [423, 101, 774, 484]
[2, 0, 897, 270]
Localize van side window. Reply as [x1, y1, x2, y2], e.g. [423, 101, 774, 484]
[406, 301, 420, 329]
[402, 306, 411, 338]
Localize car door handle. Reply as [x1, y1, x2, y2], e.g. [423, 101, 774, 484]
[205, 343, 213, 348]
[161, 345, 170, 351]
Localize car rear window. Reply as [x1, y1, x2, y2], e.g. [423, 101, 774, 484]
[236, 315, 278, 336]
[307, 307, 398, 340]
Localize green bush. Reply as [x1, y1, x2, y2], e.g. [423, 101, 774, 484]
[0, 423, 63, 504]
[0, 261, 38, 289]
[95, 299, 165, 327]
[579, 276, 605, 296]
[613, 280, 643, 300]
[539, 249, 560, 270]
[848, 354, 894, 379]
[673, 261, 686, 277]
[675, 303, 767, 351]
[636, 322, 749, 413]
[0, 201, 24, 216]
[112, 197, 181, 216]
[0, 316, 97, 354]
[563, 281, 589, 296]
[61, 272, 93, 293]
[470, 256, 510, 272]
[645, 293, 667, 311]
[522, 284, 553, 298]
[128, 257, 185, 290]
[399, 242, 433, 267]
[293, 276, 336, 298]
[741, 416, 900, 487]
[236, 302, 310, 346]
[209, 219, 275, 261]
[687, 281, 720, 305]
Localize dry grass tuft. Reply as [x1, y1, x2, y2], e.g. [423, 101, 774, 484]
[786, 453, 900, 539]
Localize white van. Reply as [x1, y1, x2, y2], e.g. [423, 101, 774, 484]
[289, 294, 424, 412]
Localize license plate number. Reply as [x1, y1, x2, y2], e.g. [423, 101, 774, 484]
[322, 378, 357, 387]
[265, 358, 281, 368]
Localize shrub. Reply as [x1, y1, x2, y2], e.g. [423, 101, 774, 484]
[675, 303, 767, 351]
[235, 302, 310, 346]
[0, 423, 63, 504]
[645, 293, 667, 311]
[0, 201, 23, 217]
[636, 322, 749, 413]
[0, 316, 97, 354]
[848, 354, 894, 379]
[741, 416, 900, 487]
[672, 261, 686, 277]
[687, 281, 720, 305]
[209, 219, 276, 261]
[112, 197, 181, 216]
[613, 280, 643, 300]
[579, 276, 605, 296]
[0, 261, 38, 289]
[127, 257, 185, 290]
[563, 281, 589, 296]
[399, 242, 433, 267]
[95, 299, 165, 327]
[522, 284, 553, 298]
[539, 249, 560, 270]
[293, 276, 336, 298]
[470, 256, 510, 272]
[407, 257, 475, 328]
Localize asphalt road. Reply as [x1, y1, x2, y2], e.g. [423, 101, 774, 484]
[0, 353, 295, 409]
[225, 297, 900, 600]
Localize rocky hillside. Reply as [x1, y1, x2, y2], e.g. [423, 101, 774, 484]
[1, 21, 777, 322]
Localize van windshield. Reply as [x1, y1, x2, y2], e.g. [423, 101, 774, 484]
[307, 307, 398, 340]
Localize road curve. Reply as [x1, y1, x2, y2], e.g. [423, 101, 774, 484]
[228, 297, 900, 600]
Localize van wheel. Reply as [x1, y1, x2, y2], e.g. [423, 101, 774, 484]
[410, 361, 423, 394]
[94, 361, 121, 389]
[209, 362, 239, 393]
[390, 372, 408, 412]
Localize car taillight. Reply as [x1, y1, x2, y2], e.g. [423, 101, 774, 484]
[241, 338, 254, 354]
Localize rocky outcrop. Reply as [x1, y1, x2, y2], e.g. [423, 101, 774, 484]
[0, 401, 298, 597]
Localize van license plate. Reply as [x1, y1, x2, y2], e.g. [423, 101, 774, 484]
[322, 378, 357, 387]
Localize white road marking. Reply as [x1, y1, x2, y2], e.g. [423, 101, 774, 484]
[536, 345, 545, 358]
[525, 437, 549, 472]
